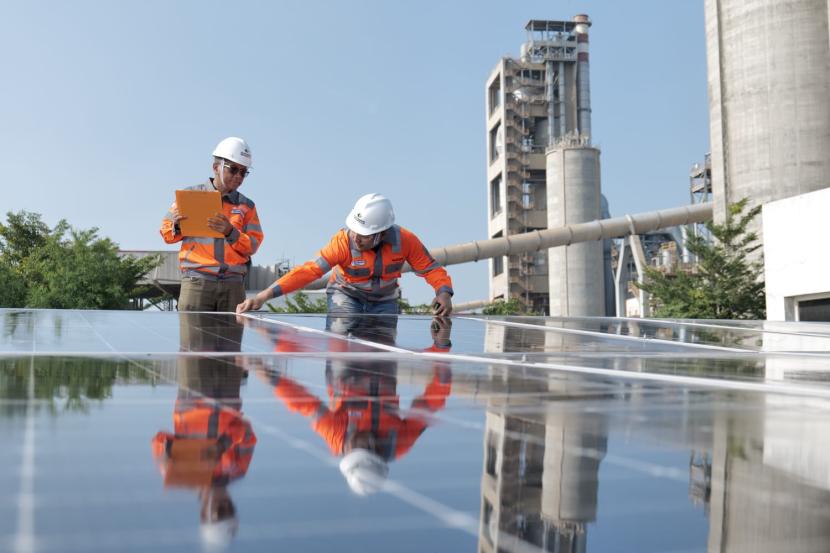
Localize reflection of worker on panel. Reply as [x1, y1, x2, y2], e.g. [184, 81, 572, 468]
[151, 313, 255, 551]
[258, 315, 453, 495]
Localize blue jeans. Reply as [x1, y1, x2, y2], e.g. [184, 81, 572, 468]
[325, 289, 399, 342]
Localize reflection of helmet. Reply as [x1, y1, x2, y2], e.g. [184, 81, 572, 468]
[200, 487, 238, 551]
[212, 137, 252, 168]
[345, 193, 395, 235]
[200, 517, 239, 552]
[339, 448, 389, 496]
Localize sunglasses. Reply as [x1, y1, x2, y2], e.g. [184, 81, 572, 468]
[223, 163, 250, 178]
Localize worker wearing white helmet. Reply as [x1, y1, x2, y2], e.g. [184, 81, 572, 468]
[161, 137, 264, 312]
[237, 193, 453, 315]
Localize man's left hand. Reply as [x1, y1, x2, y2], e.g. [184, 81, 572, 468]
[432, 292, 453, 316]
[207, 212, 233, 236]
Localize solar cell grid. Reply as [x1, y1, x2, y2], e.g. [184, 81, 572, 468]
[2, 309, 830, 552]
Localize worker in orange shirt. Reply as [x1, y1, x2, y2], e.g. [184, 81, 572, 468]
[257, 315, 452, 496]
[161, 137, 264, 312]
[236, 193, 453, 316]
[152, 313, 255, 550]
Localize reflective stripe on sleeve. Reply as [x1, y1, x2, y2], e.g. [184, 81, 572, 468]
[226, 227, 240, 244]
[314, 256, 332, 272]
[415, 262, 440, 275]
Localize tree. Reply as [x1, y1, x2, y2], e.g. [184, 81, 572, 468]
[0, 210, 49, 266]
[266, 291, 328, 313]
[398, 298, 433, 314]
[482, 298, 537, 315]
[638, 199, 765, 319]
[0, 260, 26, 307]
[0, 357, 153, 416]
[0, 211, 161, 309]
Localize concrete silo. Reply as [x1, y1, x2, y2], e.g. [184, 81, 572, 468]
[705, 0, 830, 239]
[546, 15, 605, 317]
[546, 144, 604, 316]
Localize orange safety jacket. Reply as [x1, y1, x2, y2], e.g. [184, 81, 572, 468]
[152, 399, 256, 487]
[160, 180, 264, 281]
[268, 225, 452, 303]
[268, 364, 451, 460]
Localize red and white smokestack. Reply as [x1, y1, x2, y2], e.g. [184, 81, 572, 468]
[574, 14, 592, 141]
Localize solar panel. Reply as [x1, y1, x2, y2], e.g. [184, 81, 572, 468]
[2, 309, 830, 552]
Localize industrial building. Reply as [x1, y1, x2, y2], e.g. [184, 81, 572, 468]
[483, 1, 830, 319]
[704, 0, 830, 320]
[705, 0, 830, 247]
[613, 156, 712, 317]
[485, 17, 609, 317]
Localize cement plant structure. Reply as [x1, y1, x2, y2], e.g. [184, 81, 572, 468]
[485, 16, 604, 316]
[705, 0, 830, 242]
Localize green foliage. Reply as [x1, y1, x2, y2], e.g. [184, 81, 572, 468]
[482, 298, 536, 315]
[0, 210, 49, 266]
[398, 298, 433, 314]
[638, 199, 765, 319]
[0, 357, 155, 416]
[0, 211, 161, 309]
[0, 260, 26, 307]
[267, 291, 328, 313]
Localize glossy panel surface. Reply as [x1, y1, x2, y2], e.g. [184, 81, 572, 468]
[2, 309, 830, 552]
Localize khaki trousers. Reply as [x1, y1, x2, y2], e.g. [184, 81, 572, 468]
[177, 277, 247, 312]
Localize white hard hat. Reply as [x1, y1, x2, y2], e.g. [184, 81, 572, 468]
[212, 137, 252, 168]
[339, 448, 389, 496]
[200, 517, 238, 552]
[345, 193, 395, 235]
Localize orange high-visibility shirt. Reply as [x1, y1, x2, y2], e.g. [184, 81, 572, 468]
[160, 181, 264, 280]
[270, 368, 451, 459]
[268, 225, 452, 302]
[151, 399, 256, 487]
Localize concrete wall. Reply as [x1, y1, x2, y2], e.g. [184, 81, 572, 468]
[763, 188, 830, 320]
[706, 0, 830, 241]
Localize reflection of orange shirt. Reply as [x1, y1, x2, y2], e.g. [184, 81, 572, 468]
[253, 316, 452, 457]
[152, 399, 256, 487]
[271, 369, 451, 458]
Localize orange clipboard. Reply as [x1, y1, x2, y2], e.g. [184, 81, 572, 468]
[175, 190, 224, 238]
[163, 438, 218, 488]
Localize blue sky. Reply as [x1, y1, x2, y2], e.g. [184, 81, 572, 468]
[2, 1, 708, 305]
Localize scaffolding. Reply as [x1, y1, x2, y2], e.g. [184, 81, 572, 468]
[689, 153, 713, 245]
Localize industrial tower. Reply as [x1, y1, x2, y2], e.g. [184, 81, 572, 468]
[485, 16, 605, 316]
[705, 0, 830, 247]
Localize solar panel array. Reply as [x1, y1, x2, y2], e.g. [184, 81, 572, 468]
[2, 309, 830, 552]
